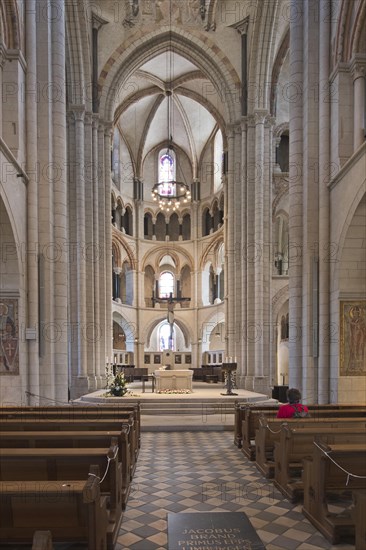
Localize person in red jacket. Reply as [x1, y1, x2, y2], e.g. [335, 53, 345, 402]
[277, 388, 309, 418]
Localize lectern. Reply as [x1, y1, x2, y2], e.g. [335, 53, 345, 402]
[221, 362, 238, 396]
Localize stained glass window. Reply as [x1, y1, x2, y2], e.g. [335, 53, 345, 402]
[159, 271, 174, 298]
[158, 149, 176, 197]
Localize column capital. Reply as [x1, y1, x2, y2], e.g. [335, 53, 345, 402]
[84, 111, 93, 126]
[92, 12, 109, 31]
[253, 109, 270, 125]
[350, 57, 366, 81]
[229, 16, 249, 35]
[103, 121, 114, 137]
[68, 105, 85, 123]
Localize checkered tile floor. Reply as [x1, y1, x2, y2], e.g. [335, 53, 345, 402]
[116, 431, 356, 550]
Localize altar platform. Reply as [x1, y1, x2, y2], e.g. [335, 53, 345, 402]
[75, 381, 274, 432]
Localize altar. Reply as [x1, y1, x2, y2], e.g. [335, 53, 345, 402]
[154, 369, 193, 392]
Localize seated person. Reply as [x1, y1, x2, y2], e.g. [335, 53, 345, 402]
[277, 387, 309, 418]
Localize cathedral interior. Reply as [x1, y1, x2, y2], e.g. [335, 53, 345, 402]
[0, 0, 365, 406]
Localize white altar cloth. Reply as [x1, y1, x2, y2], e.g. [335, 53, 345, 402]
[154, 369, 193, 392]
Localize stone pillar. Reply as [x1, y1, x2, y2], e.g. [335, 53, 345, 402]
[104, 123, 113, 364]
[25, 0, 40, 403]
[240, 117, 248, 385]
[113, 267, 122, 299]
[51, 0, 68, 402]
[73, 106, 88, 385]
[226, 128, 235, 359]
[288, 0, 304, 389]
[0, 42, 5, 135]
[351, 57, 366, 151]
[318, 0, 331, 403]
[84, 112, 97, 390]
[214, 268, 222, 302]
[245, 116, 256, 386]
[92, 114, 101, 386]
[254, 110, 267, 381]
[98, 122, 106, 380]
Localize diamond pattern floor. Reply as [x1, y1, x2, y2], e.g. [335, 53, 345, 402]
[116, 431, 355, 550]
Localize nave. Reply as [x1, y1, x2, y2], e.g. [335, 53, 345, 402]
[116, 431, 355, 550]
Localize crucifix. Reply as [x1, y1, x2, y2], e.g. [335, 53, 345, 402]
[152, 291, 191, 350]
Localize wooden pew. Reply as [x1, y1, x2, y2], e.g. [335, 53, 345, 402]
[353, 492, 366, 550]
[302, 442, 366, 544]
[0, 428, 132, 508]
[0, 476, 109, 550]
[32, 531, 53, 550]
[234, 403, 366, 449]
[242, 407, 366, 460]
[273, 425, 366, 501]
[0, 417, 137, 480]
[254, 417, 366, 478]
[0, 443, 122, 549]
[0, 404, 141, 462]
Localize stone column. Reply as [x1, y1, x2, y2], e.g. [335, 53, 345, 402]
[351, 57, 366, 151]
[25, 0, 40, 403]
[225, 128, 235, 360]
[98, 122, 106, 379]
[104, 123, 113, 365]
[51, 0, 68, 402]
[113, 267, 122, 299]
[288, 0, 304, 389]
[253, 111, 267, 382]
[84, 112, 97, 389]
[240, 117, 248, 385]
[263, 116, 274, 388]
[245, 116, 256, 387]
[318, 0, 331, 403]
[72, 106, 88, 387]
[92, 114, 101, 386]
[0, 42, 5, 135]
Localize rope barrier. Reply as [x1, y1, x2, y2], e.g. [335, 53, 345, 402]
[122, 422, 131, 435]
[264, 422, 282, 434]
[99, 446, 119, 484]
[314, 441, 366, 486]
[24, 391, 69, 406]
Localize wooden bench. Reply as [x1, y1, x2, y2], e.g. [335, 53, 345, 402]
[353, 492, 366, 550]
[254, 417, 366, 478]
[0, 444, 122, 549]
[0, 403, 141, 453]
[0, 427, 132, 508]
[0, 476, 109, 550]
[302, 442, 366, 544]
[0, 416, 138, 481]
[234, 403, 366, 449]
[241, 407, 366, 460]
[273, 425, 366, 501]
[32, 531, 53, 550]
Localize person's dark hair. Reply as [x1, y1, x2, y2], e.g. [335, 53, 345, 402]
[286, 388, 301, 404]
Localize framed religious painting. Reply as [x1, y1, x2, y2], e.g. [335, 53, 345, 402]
[185, 354, 191, 364]
[175, 354, 182, 364]
[339, 301, 366, 376]
[144, 354, 150, 364]
[154, 354, 161, 364]
[0, 297, 19, 375]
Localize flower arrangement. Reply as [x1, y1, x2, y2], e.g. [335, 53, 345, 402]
[156, 388, 192, 394]
[105, 366, 129, 397]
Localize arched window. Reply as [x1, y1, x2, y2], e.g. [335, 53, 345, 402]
[159, 271, 174, 298]
[157, 148, 176, 197]
[159, 323, 174, 351]
[213, 130, 223, 193]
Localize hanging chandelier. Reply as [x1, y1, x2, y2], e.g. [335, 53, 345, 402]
[150, 86, 191, 212]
